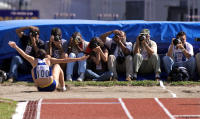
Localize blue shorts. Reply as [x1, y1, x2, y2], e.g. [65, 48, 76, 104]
[37, 80, 56, 92]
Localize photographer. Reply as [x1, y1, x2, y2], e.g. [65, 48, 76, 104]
[132, 29, 161, 81]
[163, 31, 195, 79]
[100, 30, 133, 81]
[7, 26, 45, 82]
[46, 28, 68, 59]
[46, 28, 68, 73]
[85, 37, 113, 81]
[66, 32, 89, 81]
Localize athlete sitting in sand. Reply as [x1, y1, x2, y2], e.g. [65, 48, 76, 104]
[8, 41, 89, 92]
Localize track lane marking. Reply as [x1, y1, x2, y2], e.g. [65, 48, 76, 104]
[12, 101, 28, 119]
[118, 98, 134, 119]
[160, 81, 177, 98]
[174, 115, 200, 118]
[154, 98, 175, 119]
[36, 98, 43, 119]
[42, 102, 120, 104]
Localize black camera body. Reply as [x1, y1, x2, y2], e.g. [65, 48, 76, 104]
[54, 35, 61, 41]
[74, 36, 81, 44]
[89, 40, 99, 49]
[30, 31, 38, 37]
[139, 34, 146, 41]
[173, 38, 182, 46]
[89, 42, 99, 49]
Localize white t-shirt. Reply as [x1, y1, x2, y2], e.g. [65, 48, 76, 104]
[171, 42, 193, 62]
[105, 37, 132, 57]
[133, 40, 157, 60]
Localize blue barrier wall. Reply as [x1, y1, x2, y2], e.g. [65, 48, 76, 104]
[1, 19, 200, 61]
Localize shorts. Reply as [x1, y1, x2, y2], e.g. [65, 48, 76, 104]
[37, 80, 56, 92]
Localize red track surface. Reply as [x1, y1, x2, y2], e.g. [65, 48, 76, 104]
[22, 98, 200, 119]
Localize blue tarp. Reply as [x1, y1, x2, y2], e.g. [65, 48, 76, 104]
[1, 19, 200, 60]
[1, 19, 200, 80]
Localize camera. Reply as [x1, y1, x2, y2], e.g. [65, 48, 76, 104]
[89, 41, 99, 49]
[173, 38, 182, 46]
[74, 36, 81, 44]
[138, 34, 146, 41]
[54, 34, 61, 41]
[30, 31, 38, 37]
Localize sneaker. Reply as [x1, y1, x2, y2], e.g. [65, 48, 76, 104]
[126, 76, 132, 81]
[8, 77, 14, 83]
[110, 76, 118, 81]
[155, 76, 160, 82]
[77, 73, 84, 82]
[66, 75, 72, 82]
[77, 77, 83, 82]
[132, 73, 137, 81]
[155, 74, 160, 82]
[57, 86, 67, 92]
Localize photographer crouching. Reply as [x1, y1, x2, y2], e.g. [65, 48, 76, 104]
[66, 32, 89, 81]
[100, 30, 133, 81]
[84, 37, 113, 81]
[163, 31, 196, 80]
[46, 28, 68, 74]
[133, 29, 161, 81]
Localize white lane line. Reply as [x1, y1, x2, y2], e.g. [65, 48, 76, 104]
[12, 101, 28, 119]
[154, 98, 175, 119]
[174, 115, 200, 118]
[36, 98, 43, 119]
[42, 102, 120, 104]
[118, 98, 134, 119]
[160, 81, 177, 98]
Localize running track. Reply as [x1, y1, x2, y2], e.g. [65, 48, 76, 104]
[13, 98, 200, 119]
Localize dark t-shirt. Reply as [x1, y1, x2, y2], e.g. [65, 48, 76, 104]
[87, 46, 108, 74]
[19, 34, 45, 67]
[20, 35, 45, 57]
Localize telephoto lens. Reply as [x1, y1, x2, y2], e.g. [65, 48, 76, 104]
[54, 35, 61, 41]
[173, 38, 181, 46]
[139, 35, 146, 41]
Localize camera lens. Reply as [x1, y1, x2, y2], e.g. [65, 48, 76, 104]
[173, 38, 181, 46]
[139, 35, 146, 41]
[54, 35, 60, 41]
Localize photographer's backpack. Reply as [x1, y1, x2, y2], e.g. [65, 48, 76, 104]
[0, 69, 7, 83]
[168, 66, 189, 81]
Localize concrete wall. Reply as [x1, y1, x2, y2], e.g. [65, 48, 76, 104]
[29, 0, 200, 21]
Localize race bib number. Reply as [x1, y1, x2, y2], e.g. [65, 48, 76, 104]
[36, 65, 50, 78]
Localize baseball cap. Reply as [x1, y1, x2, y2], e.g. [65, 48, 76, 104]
[140, 29, 150, 35]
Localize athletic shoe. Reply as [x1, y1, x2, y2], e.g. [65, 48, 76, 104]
[77, 73, 84, 82]
[126, 75, 132, 81]
[66, 75, 72, 82]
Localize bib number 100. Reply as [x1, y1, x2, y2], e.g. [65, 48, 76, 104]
[37, 70, 49, 78]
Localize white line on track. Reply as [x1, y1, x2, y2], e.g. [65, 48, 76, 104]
[12, 101, 28, 119]
[118, 98, 134, 119]
[36, 98, 43, 119]
[160, 81, 177, 98]
[174, 115, 200, 118]
[154, 98, 175, 119]
[42, 102, 120, 104]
